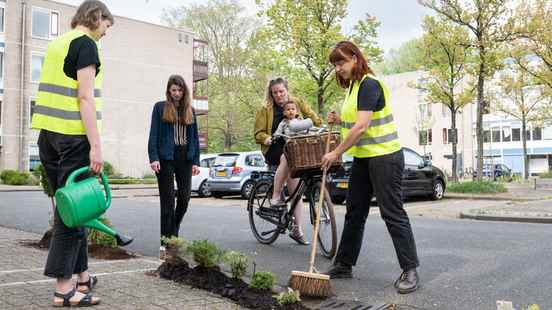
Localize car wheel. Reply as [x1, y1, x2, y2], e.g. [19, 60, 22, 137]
[432, 179, 445, 200]
[241, 180, 255, 199]
[197, 181, 210, 198]
[212, 192, 224, 199]
[331, 195, 346, 205]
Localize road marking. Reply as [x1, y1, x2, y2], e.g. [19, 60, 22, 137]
[0, 268, 155, 287]
[0, 258, 159, 274]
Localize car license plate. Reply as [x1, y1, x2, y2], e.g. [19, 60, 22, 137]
[337, 182, 348, 189]
[216, 171, 226, 177]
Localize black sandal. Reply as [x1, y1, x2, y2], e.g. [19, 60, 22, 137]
[53, 288, 100, 307]
[77, 275, 98, 293]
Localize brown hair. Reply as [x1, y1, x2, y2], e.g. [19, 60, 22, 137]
[71, 0, 114, 30]
[162, 75, 193, 125]
[329, 41, 375, 88]
[264, 77, 288, 106]
[283, 100, 297, 109]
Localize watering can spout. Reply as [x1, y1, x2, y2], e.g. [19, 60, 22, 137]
[115, 234, 134, 246]
[85, 219, 134, 246]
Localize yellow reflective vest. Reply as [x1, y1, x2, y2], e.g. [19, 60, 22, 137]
[31, 30, 103, 135]
[340, 74, 401, 158]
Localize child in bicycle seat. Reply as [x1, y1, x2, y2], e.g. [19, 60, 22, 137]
[270, 100, 314, 245]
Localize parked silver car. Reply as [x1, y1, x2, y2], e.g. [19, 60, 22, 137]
[208, 151, 267, 199]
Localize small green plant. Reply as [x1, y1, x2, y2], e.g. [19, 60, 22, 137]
[447, 181, 507, 194]
[523, 305, 540, 310]
[277, 287, 301, 305]
[224, 251, 249, 279]
[250, 271, 276, 290]
[88, 217, 117, 248]
[102, 161, 116, 177]
[0, 170, 33, 185]
[186, 240, 224, 268]
[142, 173, 156, 179]
[161, 236, 186, 248]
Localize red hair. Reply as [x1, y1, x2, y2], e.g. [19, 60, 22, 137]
[329, 41, 374, 88]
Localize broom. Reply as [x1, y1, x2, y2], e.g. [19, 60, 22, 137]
[288, 125, 334, 298]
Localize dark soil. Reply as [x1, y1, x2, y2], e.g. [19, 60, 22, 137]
[88, 244, 136, 260]
[158, 261, 310, 310]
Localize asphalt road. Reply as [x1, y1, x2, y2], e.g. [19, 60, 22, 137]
[0, 192, 550, 309]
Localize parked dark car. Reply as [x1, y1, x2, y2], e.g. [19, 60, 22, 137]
[472, 163, 512, 180]
[328, 147, 447, 204]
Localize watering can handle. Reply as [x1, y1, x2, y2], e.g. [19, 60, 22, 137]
[65, 166, 112, 207]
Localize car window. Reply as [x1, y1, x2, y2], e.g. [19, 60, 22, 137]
[245, 154, 265, 167]
[404, 149, 424, 167]
[207, 157, 216, 168]
[214, 155, 239, 167]
[200, 158, 209, 168]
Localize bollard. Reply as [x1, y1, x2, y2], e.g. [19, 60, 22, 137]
[534, 178, 537, 190]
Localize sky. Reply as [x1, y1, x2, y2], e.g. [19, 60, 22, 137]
[56, 0, 430, 53]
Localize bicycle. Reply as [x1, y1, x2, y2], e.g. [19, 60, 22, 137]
[247, 169, 337, 259]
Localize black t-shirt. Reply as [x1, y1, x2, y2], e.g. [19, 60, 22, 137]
[271, 104, 285, 134]
[350, 77, 385, 112]
[63, 35, 101, 81]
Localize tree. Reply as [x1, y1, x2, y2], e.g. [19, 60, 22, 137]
[418, 0, 519, 181]
[163, 0, 266, 152]
[258, 0, 383, 114]
[494, 55, 546, 179]
[415, 16, 474, 181]
[376, 38, 425, 75]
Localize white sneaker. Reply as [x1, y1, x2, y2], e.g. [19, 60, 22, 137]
[159, 246, 166, 261]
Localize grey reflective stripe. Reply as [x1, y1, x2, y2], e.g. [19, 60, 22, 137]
[356, 131, 398, 146]
[39, 83, 102, 97]
[34, 105, 102, 120]
[342, 114, 394, 129]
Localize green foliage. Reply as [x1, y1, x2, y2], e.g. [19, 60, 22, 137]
[447, 181, 507, 194]
[523, 304, 540, 310]
[277, 288, 301, 305]
[142, 173, 156, 179]
[33, 164, 54, 197]
[88, 217, 117, 248]
[102, 161, 117, 177]
[375, 38, 425, 75]
[0, 170, 33, 185]
[250, 271, 276, 290]
[161, 236, 187, 249]
[108, 178, 156, 185]
[223, 251, 249, 279]
[186, 240, 224, 268]
[540, 172, 552, 178]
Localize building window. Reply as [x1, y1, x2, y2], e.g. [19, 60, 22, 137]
[502, 127, 511, 142]
[533, 127, 542, 141]
[0, 50, 4, 89]
[491, 127, 501, 143]
[441, 103, 449, 118]
[31, 54, 44, 82]
[418, 129, 432, 145]
[512, 128, 521, 141]
[194, 80, 208, 98]
[32, 7, 59, 39]
[483, 130, 491, 143]
[442, 128, 448, 144]
[29, 99, 36, 127]
[526, 129, 532, 141]
[543, 124, 552, 140]
[0, 5, 5, 33]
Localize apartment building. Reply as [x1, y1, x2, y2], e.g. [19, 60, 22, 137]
[0, 0, 209, 177]
[383, 71, 552, 177]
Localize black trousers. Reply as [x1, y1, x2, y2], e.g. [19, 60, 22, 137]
[38, 130, 90, 279]
[335, 150, 420, 271]
[156, 145, 193, 243]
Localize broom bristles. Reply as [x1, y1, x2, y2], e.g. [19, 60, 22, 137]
[289, 270, 332, 297]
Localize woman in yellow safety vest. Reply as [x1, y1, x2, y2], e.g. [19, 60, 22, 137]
[321, 41, 420, 294]
[31, 1, 113, 307]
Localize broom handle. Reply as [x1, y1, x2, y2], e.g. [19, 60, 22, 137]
[308, 125, 333, 273]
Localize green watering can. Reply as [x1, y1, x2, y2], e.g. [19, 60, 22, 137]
[55, 167, 133, 246]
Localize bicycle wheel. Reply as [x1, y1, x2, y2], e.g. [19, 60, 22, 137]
[310, 182, 337, 259]
[248, 180, 281, 244]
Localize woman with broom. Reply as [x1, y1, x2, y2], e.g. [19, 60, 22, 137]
[321, 41, 420, 294]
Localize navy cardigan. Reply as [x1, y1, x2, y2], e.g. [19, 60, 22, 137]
[147, 101, 200, 166]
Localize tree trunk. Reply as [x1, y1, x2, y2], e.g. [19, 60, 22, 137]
[451, 110, 458, 182]
[475, 61, 485, 182]
[317, 81, 324, 115]
[522, 116, 529, 180]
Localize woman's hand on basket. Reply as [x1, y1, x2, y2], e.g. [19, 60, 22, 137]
[321, 151, 339, 171]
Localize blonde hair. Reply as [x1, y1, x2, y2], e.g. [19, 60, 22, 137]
[71, 0, 114, 30]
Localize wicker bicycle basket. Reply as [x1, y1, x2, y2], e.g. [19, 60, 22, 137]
[283, 132, 342, 178]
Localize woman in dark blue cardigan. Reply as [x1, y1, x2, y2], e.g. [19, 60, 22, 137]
[148, 75, 200, 258]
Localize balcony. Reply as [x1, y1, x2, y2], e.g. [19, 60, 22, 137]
[198, 132, 208, 150]
[193, 98, 208, 115]
[193, 60, 208, 82]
